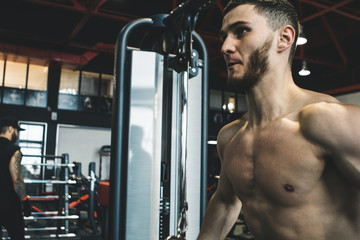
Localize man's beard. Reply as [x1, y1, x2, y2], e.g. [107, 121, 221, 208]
[228, 37, 273, 91]
[11, 131, 18, 144]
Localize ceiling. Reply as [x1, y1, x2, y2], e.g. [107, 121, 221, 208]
[0, 0, 359, 95]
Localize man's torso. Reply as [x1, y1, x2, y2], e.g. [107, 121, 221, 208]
[221, 110, 360, 240]
[0, 137, 21, 209]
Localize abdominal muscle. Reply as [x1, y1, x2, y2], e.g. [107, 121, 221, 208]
[223, 132, 360, 240]
[222, 119, 360, 240]
[232, 165, 360, 240]
[241, 193, 334, 240]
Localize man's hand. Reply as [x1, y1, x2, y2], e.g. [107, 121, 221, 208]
[21, 196, 32, 217]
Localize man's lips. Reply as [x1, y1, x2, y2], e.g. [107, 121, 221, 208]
[227, 61, 242, 69]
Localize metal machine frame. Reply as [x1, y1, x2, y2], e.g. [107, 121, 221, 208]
[109, 2, 212, 238]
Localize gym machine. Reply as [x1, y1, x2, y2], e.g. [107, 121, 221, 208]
[0, 154, 103, 240]
[19, 154, 77, 239]
[99, 145, 111, 180]
[108, 0, 218, 239]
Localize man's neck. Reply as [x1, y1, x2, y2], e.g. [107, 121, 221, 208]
[245, 70, 303, 127]
[0, 133, 11, 141]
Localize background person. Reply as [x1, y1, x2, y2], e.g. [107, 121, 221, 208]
[0, 118, 31, 240]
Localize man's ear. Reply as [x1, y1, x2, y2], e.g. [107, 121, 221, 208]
[8, 126, 14, 133]
[277, 25, 295, 53]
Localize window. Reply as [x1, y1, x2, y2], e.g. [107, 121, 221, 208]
[58, 69, 80, 110]
[0, 60, 4, 81]
[18, 122, 47, 196]
[237, 94, 247, 113]
[223, 92, 236, 113]
[0, 59, 48, 107]
[79, 71, 100, 111]
[4, 61, 27, 89]
[80, 71, 100, 96]
[28, 64, 48, 91]
[99, 73, 113, 113]
[59, 68, 79, 94]
[58, 68, 113, 113]
[100, 73, 114, 97]
[26, 64, 48, 107]
[209, 90, 222, 110]
[3, 61, 27, 105]
[18, 122, 47, 178]
[0, 59, 4, 101]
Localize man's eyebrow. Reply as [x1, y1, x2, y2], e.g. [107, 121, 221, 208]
[228, 20, 250, 30]
[219, 20, 250, 38]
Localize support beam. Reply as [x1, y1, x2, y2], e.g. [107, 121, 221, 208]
[67, 0, 107, 42]
[321, 15, 347, 66]
[24, 0, 135, 23]
[294, 55, 348, 70]
[216, 2, 224, 12]
[70, 0, 86, 9]
[323, 83, 360, 95]
[301, 0, 358, 22]
[0, 42, 112, 66]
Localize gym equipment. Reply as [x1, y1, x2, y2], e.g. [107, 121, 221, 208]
[24, 215, 79, 220]
[88, 162, 99, 234]
[108, 0, 218, 239]
[24, 179, 76, 184]
[20, 154, 77, 239]
[69, 161, 102, 236]
[99, 145, 111, 180]
[97, 180, 109, 240]
[1, 154, 103, 240]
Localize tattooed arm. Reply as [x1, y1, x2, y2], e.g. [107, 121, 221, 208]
[9, 150, 27, 199]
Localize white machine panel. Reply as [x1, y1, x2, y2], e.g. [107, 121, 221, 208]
[126, 50, 163, 240]
[125, 49, 203, 240]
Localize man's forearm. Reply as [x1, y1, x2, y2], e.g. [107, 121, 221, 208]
[198, 191, 242, 240]
[15, 179, 27, 199]
[11, 151, 27, 199]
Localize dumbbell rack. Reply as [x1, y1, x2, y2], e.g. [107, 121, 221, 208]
[2, 154, 79, 239]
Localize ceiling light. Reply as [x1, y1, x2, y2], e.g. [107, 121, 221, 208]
[299, 61, 311, 76]
[227, 102, 234, 113]
[297, 25, 307, 45]
[207, 140, 217, 145]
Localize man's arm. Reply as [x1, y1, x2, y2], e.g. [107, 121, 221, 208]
[197, 172, 242, 240]
[300, 102, 360, 188]
[198, 121, 243, 240]
[9, 150, 27, 199]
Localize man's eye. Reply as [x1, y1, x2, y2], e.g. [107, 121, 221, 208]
[234, 28, 248, 38]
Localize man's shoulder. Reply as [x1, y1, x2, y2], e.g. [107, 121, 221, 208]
[298, 99, 360, 145]
[218, 115, 248, 140]
[217, 115, 248, 157]
[299, 99, 360, 123]
[0, 137, 19, 151]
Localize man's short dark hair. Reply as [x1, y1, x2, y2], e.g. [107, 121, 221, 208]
[223, 0, 299, 65]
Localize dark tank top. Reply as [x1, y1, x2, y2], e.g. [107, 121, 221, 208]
[0, 137, 21, 210]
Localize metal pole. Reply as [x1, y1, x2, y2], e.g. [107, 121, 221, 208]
[22, 155, 65, 159]
[22, 163, 76, 167]
[88, 162, 99, 234]
[24, 215, 79, 220]
[109, 18, 154, 240]
[63, 154, 70, 234]
[24, 179, 76, 184]
[177, 70, 189, 238]
[192, 32, 209, 223]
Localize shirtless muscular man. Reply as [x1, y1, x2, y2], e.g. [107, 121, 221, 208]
[197, 1, 360, 239]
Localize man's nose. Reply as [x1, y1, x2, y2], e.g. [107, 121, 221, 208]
[221, 36, 236, 56]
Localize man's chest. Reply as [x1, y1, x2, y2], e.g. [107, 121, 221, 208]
[222, 119, 325, 206]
